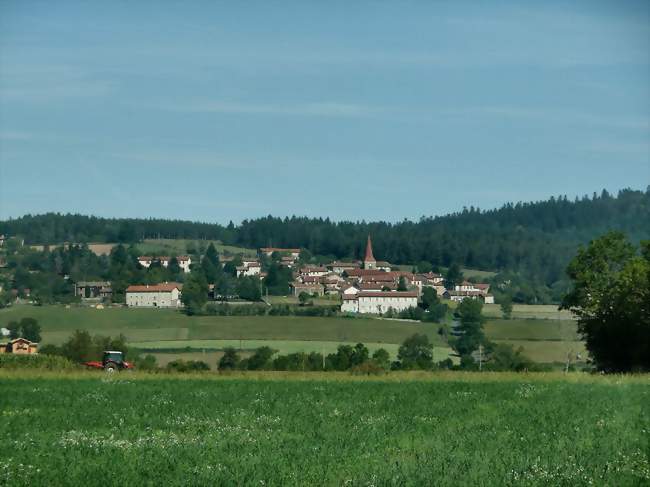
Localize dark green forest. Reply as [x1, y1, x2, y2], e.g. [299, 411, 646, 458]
[1, 188, 649, 304]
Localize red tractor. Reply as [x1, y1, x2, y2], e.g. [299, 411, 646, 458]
[85, 351, 133, 372]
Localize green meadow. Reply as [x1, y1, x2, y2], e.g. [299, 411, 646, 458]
[0, 304, 589, 366]
[0, 372, 647, 486]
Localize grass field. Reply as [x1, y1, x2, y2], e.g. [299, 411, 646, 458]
[1, 305, 588, 365]
[484, 319, 583, 364]
[0, 372, 647, 486]
[138, 238, 257, 256]
[0, 304, 445, 353]
[483, 304, 575, 320]
[484, 319, 579, 341]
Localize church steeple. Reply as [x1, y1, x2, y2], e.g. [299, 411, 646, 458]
[364, 235, 376, 269]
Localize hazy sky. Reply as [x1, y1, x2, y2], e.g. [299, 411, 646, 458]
[1, 1, 648, 223]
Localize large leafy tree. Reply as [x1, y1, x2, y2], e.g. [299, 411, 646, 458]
[561, 232, 650, 372]
[453, 298, 486, 357]
[181, 270, 209, 314]
[397, 333, 434, 370]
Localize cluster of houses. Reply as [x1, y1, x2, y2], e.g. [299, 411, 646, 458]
[289, 236, 493, 314]
[67, 237, 493, 314]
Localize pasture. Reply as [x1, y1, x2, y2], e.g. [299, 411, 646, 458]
[482, 303, 575, 320]
[0, 372, 647, 486]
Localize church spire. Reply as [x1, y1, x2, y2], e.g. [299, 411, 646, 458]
[364, 235, 376, 268]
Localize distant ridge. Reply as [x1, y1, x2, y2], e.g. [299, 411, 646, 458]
[2, 188, 648, 290]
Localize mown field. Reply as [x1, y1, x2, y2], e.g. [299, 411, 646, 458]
[482, 303, 575, 320]
[0, 372, 647, 486]
[0, 304, 587, 366]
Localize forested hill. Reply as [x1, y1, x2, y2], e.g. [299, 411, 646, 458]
[2, 188, 649, 286]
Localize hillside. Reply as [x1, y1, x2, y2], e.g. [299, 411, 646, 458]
[2, 188, 649, 293]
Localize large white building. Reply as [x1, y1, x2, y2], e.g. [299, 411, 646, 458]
[138, 256, 192, 273]
[341, 291, 418, 315]
[126, 283, 183, 308]
[236, 259, 261, 277]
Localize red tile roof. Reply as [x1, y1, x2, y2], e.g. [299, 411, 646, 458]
[126, 283, 182, 293]
[345, 269, 388, 277]
[357, 291, 418, 298]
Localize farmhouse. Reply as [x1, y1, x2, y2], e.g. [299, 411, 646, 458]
[0, 337, 38, 354]
[125, 282, 183, 308]
[74, 281, 112, 300]
[444, 289, 495, 304]
[138, 255, 192, 273]
[448, 281, 495, 303]
[290, 281, 325, 297]
[341, 291, 418, 314]
[342, 285, 360, 296]
[236, 260, 261, 277]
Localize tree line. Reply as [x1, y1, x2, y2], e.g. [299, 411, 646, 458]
[2, 189, 648, 303]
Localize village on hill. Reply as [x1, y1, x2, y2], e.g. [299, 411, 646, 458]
[88, 235, 494, 314]
[0, 231, 494, 315]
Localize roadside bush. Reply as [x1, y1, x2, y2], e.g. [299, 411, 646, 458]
[0, 354, 76, 370]
[350, 360, 386, 376]
[166, 359, 210, 372]
[242, 346, 276, 370]
[218, 347, 240, 371]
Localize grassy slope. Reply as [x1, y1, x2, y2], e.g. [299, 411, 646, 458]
[139, 238, 257, 256]
[0, 373, 647, 486]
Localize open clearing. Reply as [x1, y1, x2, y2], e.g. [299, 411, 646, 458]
[0, 372, 647, 486]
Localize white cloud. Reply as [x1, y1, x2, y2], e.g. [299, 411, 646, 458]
[161, 100, 384, 118]
[445, 106, 650, 131]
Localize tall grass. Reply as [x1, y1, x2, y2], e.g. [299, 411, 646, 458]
[0, 372, 648, 485]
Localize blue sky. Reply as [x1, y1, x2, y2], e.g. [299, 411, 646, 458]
[0, 1, 648, 223]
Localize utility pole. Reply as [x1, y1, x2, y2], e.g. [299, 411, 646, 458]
[565, 350, 573, 374]
[478, 344, 483, 371]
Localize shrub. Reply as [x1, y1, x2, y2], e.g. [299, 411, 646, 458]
[218, 347, 240, 371]
[166, 359, 210, 372]
[0, 354, 76, 370]
[350, 360, 386, 376]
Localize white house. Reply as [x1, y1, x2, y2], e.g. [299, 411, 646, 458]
[450, 282, 494, 303]
[237, 259, 261, 277]
[341, 291, 418, 315]
[138, 256, 192, 273]
[444, 290, 494, 304]
[126, 283, 183, 308]
[299, 266, 328, 278]
[342, 285, 360, 296]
